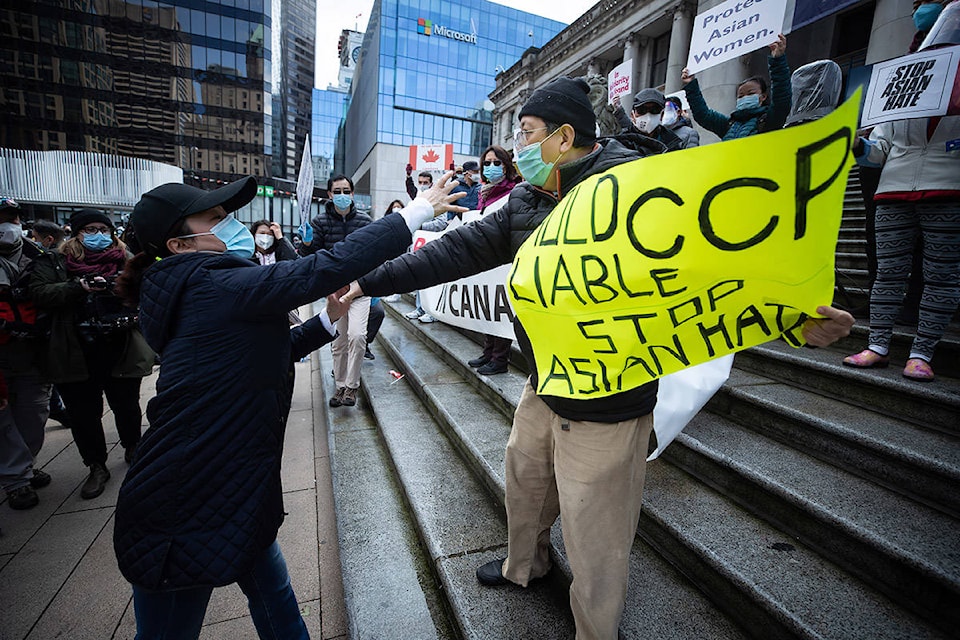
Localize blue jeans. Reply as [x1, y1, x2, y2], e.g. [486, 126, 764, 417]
[132, 540, 309, 640]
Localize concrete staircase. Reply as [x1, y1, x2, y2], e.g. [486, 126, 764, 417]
[319, 169, 959, 638]
[318, 291, 959, 639]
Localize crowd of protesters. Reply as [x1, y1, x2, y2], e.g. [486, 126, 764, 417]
[1, 5, 957, 638]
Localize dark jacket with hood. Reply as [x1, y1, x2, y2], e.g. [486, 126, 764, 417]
[113, 214, 412, 589]
[298, 200, 373, 256]
[612, 105, 684, 152]
[685, 54, 792, 141]
[358, 140, 658, 423]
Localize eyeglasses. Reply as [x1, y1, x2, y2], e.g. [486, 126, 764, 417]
[330, 189, 352, 195]
[513, 127, 550, 150]
[483, 160, 503, 166]
[632, 105, 663, 116]
[81, 226, 111, 234]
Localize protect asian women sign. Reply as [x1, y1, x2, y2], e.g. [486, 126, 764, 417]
[860, 45, 960, 127]
[686, 0, 787, 74]
[508, 92, 860, 401]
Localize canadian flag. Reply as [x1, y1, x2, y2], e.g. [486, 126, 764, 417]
[409, 143, 453, 171]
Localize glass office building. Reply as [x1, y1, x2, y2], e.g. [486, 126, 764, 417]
[341, 0, 565, 215]
[271, 0, 315, 181]
[1, 0, 274, 185]
[312, 87, 348, 188]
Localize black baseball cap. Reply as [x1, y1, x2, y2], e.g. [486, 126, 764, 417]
[130, 176, 258, 257]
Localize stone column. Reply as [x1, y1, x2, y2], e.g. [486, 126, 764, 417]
[866, 0, 914, 64]
[665, 3, 694, 94]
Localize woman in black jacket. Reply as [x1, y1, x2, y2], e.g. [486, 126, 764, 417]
[30, 209, 154, 500]
[112, 175, 463, 640]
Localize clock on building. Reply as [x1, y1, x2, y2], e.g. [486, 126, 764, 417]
[351, 47, 360, 64]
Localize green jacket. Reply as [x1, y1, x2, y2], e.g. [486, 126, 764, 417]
[29, 251, 154, 384]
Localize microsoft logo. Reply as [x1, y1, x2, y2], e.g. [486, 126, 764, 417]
[416, 17, 477, 44]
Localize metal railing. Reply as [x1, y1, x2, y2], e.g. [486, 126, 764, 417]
[0, 148, 183, 209]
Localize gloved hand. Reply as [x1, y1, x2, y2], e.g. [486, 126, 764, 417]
[298, 219, 313, 244]
[405, 163, 413, 176]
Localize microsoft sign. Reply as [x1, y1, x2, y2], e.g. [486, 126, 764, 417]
[417, 17, 477, 44]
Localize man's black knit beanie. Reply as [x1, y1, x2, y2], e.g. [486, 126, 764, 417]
[518, 77, 596, 141]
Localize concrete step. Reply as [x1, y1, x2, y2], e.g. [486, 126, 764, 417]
[835, 252, 868, 270]
[835, 238, 867, 253]
[838, 228, 867, 241]
[667, 410, 960, 630]
[315, 347, 458, 640]
[373, 307, 750, 639]
[377, 299, 956, 639]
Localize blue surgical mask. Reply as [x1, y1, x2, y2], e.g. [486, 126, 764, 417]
[332, 193, 353, 210]
[914, 3, 942, 31]
[736, 94, 761, 111]
[514, 128, 564, 188]
[81, 231, 113, 251]
[483, 164, 504, 183]
[179, 215, 255, 258]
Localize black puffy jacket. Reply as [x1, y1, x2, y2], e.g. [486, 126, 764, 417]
[359, 140, 658, 423]
[114, 215, 412, 589]
[298, 200, 373, 255]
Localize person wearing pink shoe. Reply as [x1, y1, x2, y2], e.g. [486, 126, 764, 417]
[843, 5, 960, 383]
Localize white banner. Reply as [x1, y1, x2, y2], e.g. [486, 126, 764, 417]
[608, 59, 633, 105]
[686, 0, 786, 74]
[860, 46, 960, 127]
[296, 134, 314, 226]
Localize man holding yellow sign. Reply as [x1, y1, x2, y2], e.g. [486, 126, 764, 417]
[343, 77, 854, 640]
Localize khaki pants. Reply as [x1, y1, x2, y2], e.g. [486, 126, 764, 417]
[331, 296, 370, 390]
[502, 379, 653, 640]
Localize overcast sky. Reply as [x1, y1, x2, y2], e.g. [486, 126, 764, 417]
[314, 0, 599, 88]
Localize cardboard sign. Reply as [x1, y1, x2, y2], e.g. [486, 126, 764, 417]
[687, 0, 786, 74]
[608, 59, 633, 105]
[409, 143, 454, 172]
[860, 45, 960, 127]
[507, 91, 860, 400]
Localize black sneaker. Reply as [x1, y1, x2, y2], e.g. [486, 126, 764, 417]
[80, 464, 110, 500]
[468, 355, 490, 368]
[476, 558, 512, 586]
[30, 469, 51, 489]
[124, 446, 136, 465]
[7, 485, 39, 510]
[364, 347, 375, 360]
[477, 361, 508, 375]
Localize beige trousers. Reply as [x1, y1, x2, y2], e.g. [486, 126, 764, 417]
[331, 295, 370, 390]
[502, 379, 653, 640]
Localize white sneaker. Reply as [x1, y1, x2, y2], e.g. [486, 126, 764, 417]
[384, 294, 401, 303]
[418, 314, 436, 323]
[404, 309, 422, 319]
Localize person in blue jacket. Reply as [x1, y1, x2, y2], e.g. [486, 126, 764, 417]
[681, 33, 792, 141]
[112, 175, 464, 640]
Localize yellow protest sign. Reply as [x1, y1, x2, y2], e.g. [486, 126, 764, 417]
[508, 92, 858, 400]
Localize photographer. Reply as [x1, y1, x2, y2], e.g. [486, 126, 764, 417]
[30, 209, 153, 500]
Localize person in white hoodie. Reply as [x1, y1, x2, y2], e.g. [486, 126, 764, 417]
[842, 2, 960, 382]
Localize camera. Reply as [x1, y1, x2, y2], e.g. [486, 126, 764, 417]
[80, 274, 117, 291]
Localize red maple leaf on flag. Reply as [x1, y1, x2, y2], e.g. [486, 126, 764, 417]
[422, 149, 440, 163]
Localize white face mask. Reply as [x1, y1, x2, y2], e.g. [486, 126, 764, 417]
[418, 184, 430, 193]
[662, 102, 679, 127]
[633, 113, 661, 134]
[392, 207, 402, 214]
[254, 233, 275, 250]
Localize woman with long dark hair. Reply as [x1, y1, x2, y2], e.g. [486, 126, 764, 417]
[111, 175, 464, 639]
[30, 209, 154, 499]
